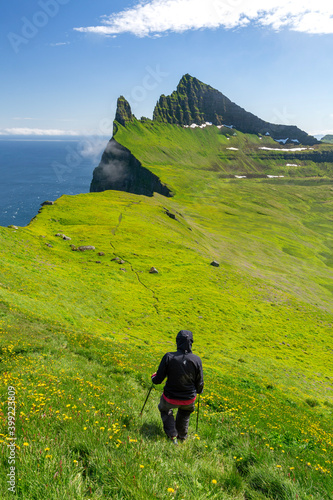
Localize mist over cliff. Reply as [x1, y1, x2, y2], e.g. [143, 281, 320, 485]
[90, 137, 172, 197]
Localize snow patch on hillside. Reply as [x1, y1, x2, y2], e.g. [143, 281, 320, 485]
[199, 122, 213, 128]
[259, 147, 313, 152]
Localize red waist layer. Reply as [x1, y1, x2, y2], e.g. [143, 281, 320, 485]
[163, 394, 197, 405]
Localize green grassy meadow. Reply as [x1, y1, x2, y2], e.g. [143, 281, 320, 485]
[0, 121, 333, 498]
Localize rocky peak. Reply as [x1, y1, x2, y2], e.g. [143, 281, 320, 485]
[153, 74, 318, 145]
[115, 96, 135, 127]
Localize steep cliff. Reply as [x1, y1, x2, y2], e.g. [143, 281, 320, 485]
[90, 138, 172, 197]
[153, 74, 317, 145]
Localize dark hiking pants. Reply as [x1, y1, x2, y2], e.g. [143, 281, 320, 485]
[158, 395, 196, 439]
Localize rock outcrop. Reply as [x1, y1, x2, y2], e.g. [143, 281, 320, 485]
[90, 138, 172, 197]
[115, 96, 135, 127]
[153, 74, 318, 145]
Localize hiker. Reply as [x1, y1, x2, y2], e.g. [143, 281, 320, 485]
[151, 330, 204, 443]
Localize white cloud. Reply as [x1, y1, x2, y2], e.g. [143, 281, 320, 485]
[74, 0, 333, 37]
[49, 42, 70, 47]
[0, 128, 80, 136]
[77, 138, 109, 160]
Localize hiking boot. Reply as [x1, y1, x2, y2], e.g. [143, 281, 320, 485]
[169, 436, 178, 445]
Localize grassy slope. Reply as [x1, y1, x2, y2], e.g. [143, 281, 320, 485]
[115, 121, 333, 310]
[0, 121, 332, 499]
[114, 120, 333, 182]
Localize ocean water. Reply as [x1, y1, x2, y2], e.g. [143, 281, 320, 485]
[0, 137, 109, 227]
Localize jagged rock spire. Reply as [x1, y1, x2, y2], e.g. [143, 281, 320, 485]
[115, 96, 134, 127]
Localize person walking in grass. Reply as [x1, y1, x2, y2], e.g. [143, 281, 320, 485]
[151, 330, 204, 444]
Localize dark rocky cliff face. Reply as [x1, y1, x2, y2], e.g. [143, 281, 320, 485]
[90, 138, 172, 197]
[153, 74, 318, 145]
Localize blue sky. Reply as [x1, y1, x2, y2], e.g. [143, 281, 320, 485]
[1, 0, 333, 138]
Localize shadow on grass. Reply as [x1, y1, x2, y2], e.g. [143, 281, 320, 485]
[139, 422, 164, 439]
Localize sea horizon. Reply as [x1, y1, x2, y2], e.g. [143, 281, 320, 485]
[0, 137, 109, 227]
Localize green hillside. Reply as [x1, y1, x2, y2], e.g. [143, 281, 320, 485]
[113, 119, 333, 186]
[0, 119, 333, 498]
[322, 135, 333, 144]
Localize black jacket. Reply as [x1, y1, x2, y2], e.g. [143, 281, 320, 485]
[152, 330, 204, 400]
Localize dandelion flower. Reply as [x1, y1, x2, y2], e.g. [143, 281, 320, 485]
[44, 448, 50, 451]
[23, 443, 29, 446]
[139, 465, 144, 469]
[167, 488, 175, 493]
[212, 479, 217, 484]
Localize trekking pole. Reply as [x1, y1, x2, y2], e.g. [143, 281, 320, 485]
[196, 394, 201, 433]
[139, 384, 154, 416]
